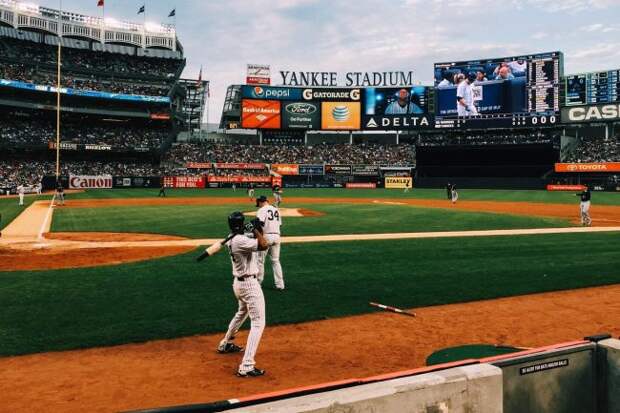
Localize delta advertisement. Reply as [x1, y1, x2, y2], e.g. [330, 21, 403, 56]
[321, 102, 361, 130]
[241, 99, 281, 129]
[555, 163, 620, 173]
[69, 175, 113, 189]
[362, 86, 433, 130]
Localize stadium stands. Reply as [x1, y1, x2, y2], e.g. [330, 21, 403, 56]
[566, 135, 620, 163]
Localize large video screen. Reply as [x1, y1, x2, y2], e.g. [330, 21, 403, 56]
[361, 86, 433, 129]
[433, 51, 562, 129]
[565, 69, 620, 106]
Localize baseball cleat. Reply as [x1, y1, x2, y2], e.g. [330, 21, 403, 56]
[237, 368, 265, 377]
[217, 343, 243, 354]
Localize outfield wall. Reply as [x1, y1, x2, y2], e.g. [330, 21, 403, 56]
[127, 337, 620, 413]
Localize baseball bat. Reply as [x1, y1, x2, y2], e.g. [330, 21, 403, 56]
[369, 302, 416, 318]
[196, 233, 236, 262]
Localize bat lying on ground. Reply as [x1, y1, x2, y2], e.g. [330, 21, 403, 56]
[196, 233, 236, 262]
[369, 301, 416, 318]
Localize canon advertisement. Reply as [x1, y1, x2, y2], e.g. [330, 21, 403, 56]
[69, 175, 113, 189]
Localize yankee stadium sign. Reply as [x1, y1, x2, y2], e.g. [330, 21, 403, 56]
[279, 71, 414, 87]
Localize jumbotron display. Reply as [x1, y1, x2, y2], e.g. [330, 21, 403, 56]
[433, 51, 563, 129]
[565, 69, 620, 106]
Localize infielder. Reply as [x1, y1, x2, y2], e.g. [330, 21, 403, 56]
[446, 182, 452, 200]
[56, 183, 65, 206]
[451, 184, 459, 204]
[255, 195, 285, 290]
[272, 185, 282, 207]
[217, 211, 269, 377]
[576, 186, 592, 226]
[247, 183, 255, 200]
[456, 72, 479, 117]
[17, 184, 24, 206]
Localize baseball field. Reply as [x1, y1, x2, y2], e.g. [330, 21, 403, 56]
[1, 188, 619, 412]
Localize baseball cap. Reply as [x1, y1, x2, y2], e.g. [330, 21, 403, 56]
[255, 195, 268, 207]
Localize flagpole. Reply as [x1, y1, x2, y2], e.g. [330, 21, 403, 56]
[55, 0, 62, 181]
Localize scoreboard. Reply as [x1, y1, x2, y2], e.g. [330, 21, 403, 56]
[565, 70, 620, 106]
[527, 56, 561, 113]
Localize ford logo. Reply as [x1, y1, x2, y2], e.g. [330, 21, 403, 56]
[286, 103, 317, 115]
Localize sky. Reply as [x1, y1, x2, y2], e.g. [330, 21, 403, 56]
[35, 0, 620, 124]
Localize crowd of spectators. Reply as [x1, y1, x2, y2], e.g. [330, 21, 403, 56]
[164, 142, 416, 168]
[417, 131, 561, 146]
[566, 135, 620, 163]
[0, 114, 168, 149]
[1, 61, 171, 96]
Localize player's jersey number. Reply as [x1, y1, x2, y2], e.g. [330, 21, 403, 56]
[267, 210, 280, 221]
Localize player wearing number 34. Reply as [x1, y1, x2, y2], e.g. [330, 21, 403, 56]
[255, 195, 285, 290]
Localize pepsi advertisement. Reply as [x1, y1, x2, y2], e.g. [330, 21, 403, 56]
[241, 85, 303, 100]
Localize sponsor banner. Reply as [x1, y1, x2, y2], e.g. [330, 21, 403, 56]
[112, 176, 160, 188]
[207, 176, 272, 183]
[362, 115, 433, 130]
[302, 88, 361, 101]
[299, 164, 324, 175]
[555, 163, 620, 173]
[163, 176, 206, 188]
[69, 175, 113, 189]
[84, 144, 112, 151]
[321, 102, 361, 130]
[562, 103, 620, 123]
[385, 176, 413, 189]
[214, 163, 266, 169]
[282, 101, 320, 130]
[351, 165, 380, 176]
[346, 183, 377, 189]
[325, 164, 352, 175]
[270, 164, 299, 176]
[150, 113, 171, 120]
[272, 176, 283, 188]
[546, 185, 586, 191]
[241, 99, 281, 129]
[246, 64, 271, 85]
[48, 141, 78, 150]
[241, 85, 302, 100]
[187, 162, 213, 169]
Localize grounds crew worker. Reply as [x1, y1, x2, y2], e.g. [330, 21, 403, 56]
[216, 211, 270, 377]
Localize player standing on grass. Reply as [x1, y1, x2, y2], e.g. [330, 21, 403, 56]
[217, 211, 270, 377]
[247, 183, 255, 200]
[272, 184, 282, 207]
[446, 182, 452, 200]
[17, 184, 24, 206]
[255, 195, 285, 290]
[451, 184, 459, 204]
[576, 185, 592, 226]
[56, 182, 65, 206]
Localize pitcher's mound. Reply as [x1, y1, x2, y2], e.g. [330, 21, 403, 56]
[244, 208, 324, 217]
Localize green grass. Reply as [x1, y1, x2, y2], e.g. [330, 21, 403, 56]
[426, 345, 522, 366]
[68, 188, 620, 205]
[51, 202, 570, 238]
[1, 232, 619, 357]
[0, 195, 50, 231]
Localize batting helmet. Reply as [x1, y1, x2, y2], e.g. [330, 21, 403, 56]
[228, 211, 245, 234]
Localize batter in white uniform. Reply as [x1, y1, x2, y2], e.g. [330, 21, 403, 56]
[216, 211, 269, 377]
[456, 72, 479, 117]
[255, 196, 285, 290]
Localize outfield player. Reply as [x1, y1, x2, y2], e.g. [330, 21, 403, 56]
[158, 183, 166, 197]
[272, 185, 282, 207]
[255, 195, 285, 290]
[247, 183, 255, 200]
[451, 184, 459, 204]
[446, 182, 452, 200]
[217, 211, 269, 377]
[17, 184, 24, 206]
[576, 185, 592, 226]
[456, 73, 478, 117]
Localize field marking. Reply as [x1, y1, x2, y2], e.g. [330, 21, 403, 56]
[37, 196, 56, 242]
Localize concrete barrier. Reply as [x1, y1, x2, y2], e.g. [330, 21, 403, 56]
[598, 338, 620, 413]
[225, 364, 502, 413]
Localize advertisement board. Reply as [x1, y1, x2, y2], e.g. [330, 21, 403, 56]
[163, 176, 206, 188]
[346, 183, 377, 189]
[69, 175, 113, 189]
[214, 163, 266, 169]
[113, 176, 160, 188]
[241, 99, 281, 129]
[325, 164, 352, 175]
[186, 162, 212, 169]
[547, 185, 586, 191]
[362, 86, 433, 129]
[303, 88, 361, 101]
[270, 164, 299, 176]
[282, 101, 321, 129]
[351, 165, 380, 176]
[208, 176, 272, 183]
[246, 64, 271, 85]
[241, 85, 302, 100]
[299, 164, 325, 175]
[561, 103, 620, 123]
[385, 176, 413, 189]
[555, 163, 620, 172]
[321, 102, 361, 130]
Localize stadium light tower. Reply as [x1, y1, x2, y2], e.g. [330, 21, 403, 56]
[55, 0, 62, 181]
